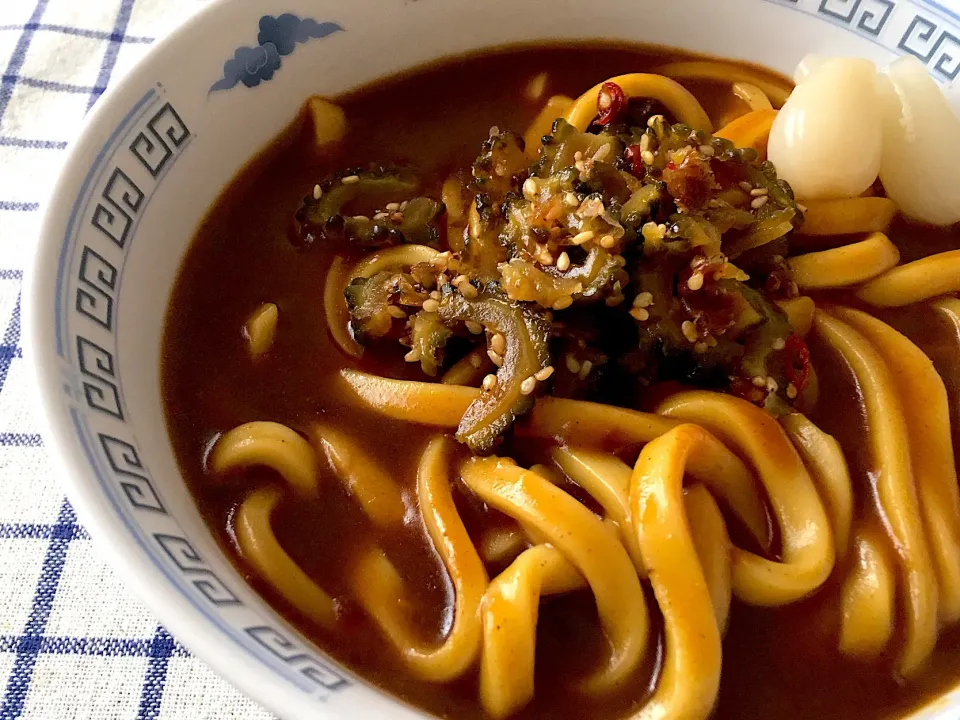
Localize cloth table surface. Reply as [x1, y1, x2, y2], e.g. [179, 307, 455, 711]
[0, 0, 274, 716]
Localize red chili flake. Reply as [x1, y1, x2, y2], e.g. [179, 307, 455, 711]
[596, 82, 626, 126]
[624, 144, 644, 176]
[784, 333, 811, 392]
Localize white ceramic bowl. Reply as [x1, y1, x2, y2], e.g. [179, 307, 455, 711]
[25, 0, 960, 717]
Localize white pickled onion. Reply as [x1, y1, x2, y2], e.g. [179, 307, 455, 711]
[793, 54, 826, 85]
[768, 58, 882, 200]
[878, 56, 960, 226]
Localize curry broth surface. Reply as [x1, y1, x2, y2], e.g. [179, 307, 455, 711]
[161, 43, 960, 719]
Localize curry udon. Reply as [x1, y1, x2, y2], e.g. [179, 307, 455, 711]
[162, 43, 960, 719]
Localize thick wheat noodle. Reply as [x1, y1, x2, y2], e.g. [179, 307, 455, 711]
[630, 425, 724, 718]
[461, 457, 650, 696]
[338, 368, 771, 551]
[814, 309, 938, 677]
[347, 436, 488, 682]
[656, 391, 835, 605]
[839, 525, 896, 659]
[208, 421, 319, 499]
[832, 306, 960, 624]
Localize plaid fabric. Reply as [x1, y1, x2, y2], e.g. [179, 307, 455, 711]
[0, 0, 273, 717]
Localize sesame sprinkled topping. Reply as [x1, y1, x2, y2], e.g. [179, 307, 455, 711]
[600, 234, 616, 249]
[535, 366, 555, 382]
[563, 192, 579, 207]
[459, 283, 478, 299]
[487, 349, 504, 367]
[341, 175, 360, 185]
[313, 184, 322, 200]
[641, 222, 666, 243]
[490, 333, 506, 356]
[639, 133, 652, 152]
[482, 374, 498, 392]
[633, 292, 654, 308]
[772, 337, 786, 351]
[429, 290, 442, 301]
[698, 144, 715, 157]
[466, 321, 484, 335]
[374, 212, 388, 220]
[630, 307, 650, 322]
[766, 376, 779, 393]
[750, 187, 769, 197]
[752, 376, 767, 388]
[387, 305, 407, 319]
[647, 114, 664, 128]
[353, 215, 370, 222]
[681, 320, 698, 343]
[421, 298, 440, 313]
[687, 273, 704, 291]
[751, 195, 769, 209]
[552, 296, 574, 311]
[453, 274, 469, 286]
[571, 230, 595, 246]
[578, 360, 593, 380]
[694, 341, 708, 353]
[520, 376, 537, 395]
[592, 145, 611, 162]
[565, 354, 581, 374]
[641, 150, 655, 165]
[470, 353, 484, 368]
[786, 383, 798, 399]
[523, 177, 539, 199]
[739, 181, 753, 192]
[404, 348, 421, 363]
[574, 151, 583, 162]
[385, 202, 400, 211]
[557, 251, 570, 272]
[489, 125, 500, 137]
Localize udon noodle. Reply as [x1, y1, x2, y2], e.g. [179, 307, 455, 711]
[165, 43, 960, 720]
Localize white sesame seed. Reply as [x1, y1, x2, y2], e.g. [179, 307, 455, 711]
[639, 133, 651, 152]
[460, 283, 478, 299]
[634, 292, 654, 308]
[520, 376, 537, 395]
[565, 354, 581, 374]
[694, 341, 708, 353]
[523, 178, 538, 199]
[404, 348, 421, 363]
[766, 377, 779, 393]
[750, 187, 769, 197]
[706, 335, 718, 347]
[699, 144, 715, 157]
[490, 333, 506, 356]
[487, 349, 504, 367]
[772, 337, 786, 351]
[374, 212, 388, 220]
[385, 202, 400, 211]
[751, 196, 769, 209]
[574, 151, 583, 162]
[453, 274, 469, 286]
[641, 150, 655, 165]
[387, 305, 407, 319]
[681, 320, 698, 343]
[482, 374, 498, 392]
[352, 215, 370, 222]
[592, 145, 610, 162]
[557, 252, 571, 272]
[422, 299, 440, 313]
[596, 234, 614, 249]
[391, 212, 404, 222]
[430, 290, 442, 300]
[470, 353, 483, 368]
[571, 230, 595, 245]
[466, 321, 484, 335]
[739, 181, 753, 192]
[313, 184, 322, 200]
[535, 366, 555, 382]
[752, 375, 767, 388]
[632, 307, 651, 322]
[578, 360, 593, 380]
[341, 175, 360, 185]
[786, 383, 798, 399]
[552, 296, 573, 311]
[687, 273, 704, 291]
[641, 222, 666, 242]
[489, 125, 500, 137]
[563, 192, 579, 207]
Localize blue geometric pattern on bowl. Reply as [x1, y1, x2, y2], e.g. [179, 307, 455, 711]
[53, 84, 351, 703]
[210, 15, 343, 93]
[765, 0, 959, 82]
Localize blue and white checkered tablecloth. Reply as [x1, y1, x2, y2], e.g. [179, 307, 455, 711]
[0, 0, 274, 717]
